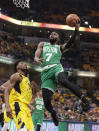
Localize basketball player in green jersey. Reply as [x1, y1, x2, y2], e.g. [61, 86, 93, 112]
[34, 23, 95, 126]
[32, 90, 44, 131]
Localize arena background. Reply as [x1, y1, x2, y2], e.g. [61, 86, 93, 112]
[0, 0, 99, 131]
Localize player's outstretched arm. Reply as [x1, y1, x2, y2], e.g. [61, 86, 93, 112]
[34, 42, 44, 66]
[4, 73, 22, 117]
[60, 23, 80, 52]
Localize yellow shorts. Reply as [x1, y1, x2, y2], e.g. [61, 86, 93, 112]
[4, 109, 11, 123]
[10, 101, 34, 130]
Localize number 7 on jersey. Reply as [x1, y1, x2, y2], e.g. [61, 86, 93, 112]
[46, 53, 52, 61]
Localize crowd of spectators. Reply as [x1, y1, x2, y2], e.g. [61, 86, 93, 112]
[0, 88, 99, 123]
[0, 33, 36, 60]
[45, 89, 99, 122]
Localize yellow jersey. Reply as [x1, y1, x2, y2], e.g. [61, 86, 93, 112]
[9, 74, 32, 105]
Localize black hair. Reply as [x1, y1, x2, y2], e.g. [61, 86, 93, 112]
[14, 59, 24, 72]
[49, 31, 62, 44]
[50, 31, 60, 37]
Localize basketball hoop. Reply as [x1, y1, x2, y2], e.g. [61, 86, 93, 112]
[13, 0, 30, 9]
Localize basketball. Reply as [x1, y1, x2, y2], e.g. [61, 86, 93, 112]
[66, 14, 80, 27]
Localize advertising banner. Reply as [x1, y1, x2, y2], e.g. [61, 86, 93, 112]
[2, 120, 99, 131]
[42, 121, 58, 131]
[68, 123, 84, 131]
[91, 124, 99, 131]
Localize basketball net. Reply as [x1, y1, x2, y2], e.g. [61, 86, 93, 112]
[13, 0, 30, 9]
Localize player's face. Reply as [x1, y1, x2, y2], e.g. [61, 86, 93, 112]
[17, 62, 28, 75]
[18, 62, 27, 70]
[49, 32, 59, 43]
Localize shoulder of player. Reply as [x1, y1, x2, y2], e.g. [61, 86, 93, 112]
[54, 44, 61, 47]
[38, 42, 45, 48]
[10, 73, 22, 82]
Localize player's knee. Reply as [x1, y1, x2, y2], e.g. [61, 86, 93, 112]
[57, 72, 67, 85]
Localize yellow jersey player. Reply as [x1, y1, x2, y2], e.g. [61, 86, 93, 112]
[4, 61, 34, 131]
[0, 81, 11, 131]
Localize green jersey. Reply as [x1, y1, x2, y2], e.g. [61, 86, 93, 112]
[41, 42, 61, 67]
[33, 97, 44, 114]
